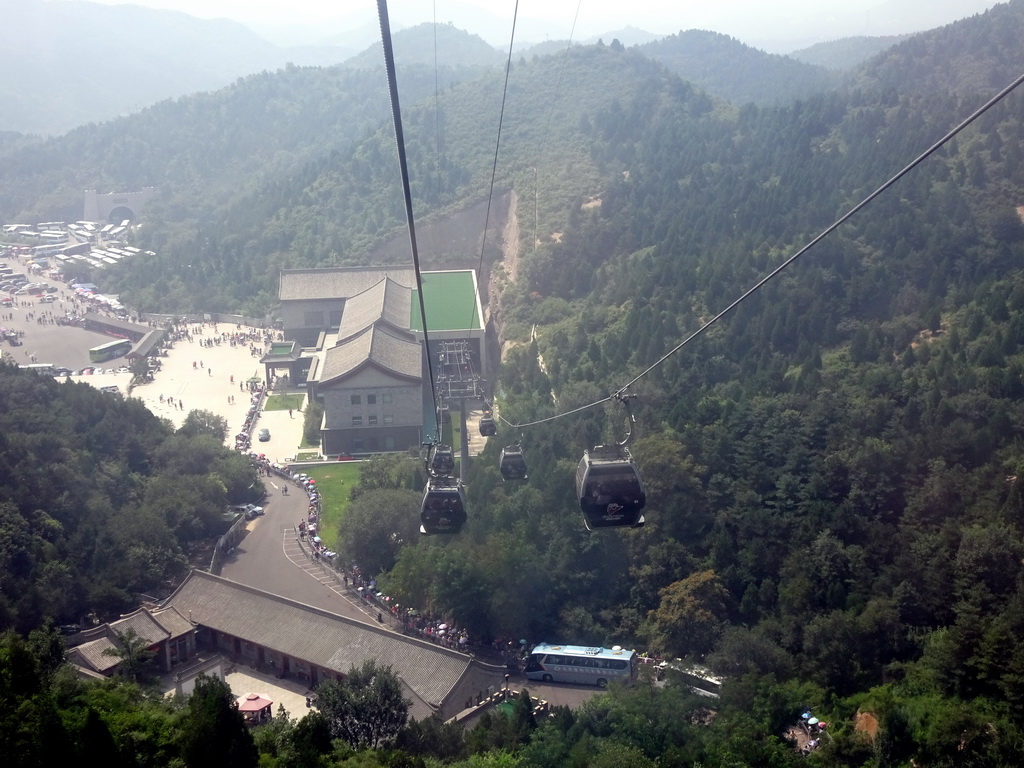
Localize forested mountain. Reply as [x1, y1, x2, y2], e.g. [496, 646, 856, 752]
[853, 0, 1024, 96]
[0, 365, 262, 632]
[341, 22, 504, 71]
[4, 3, 1024, 762]
[0, 0, 359, 136]
[789, 35, 911, 71]
[638, 30, 839, 106]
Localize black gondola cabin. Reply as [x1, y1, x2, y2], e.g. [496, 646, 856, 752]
[420, 477, 467, 535]
[575, 445, 646, 530]
[429, 444, 455, 477]
[499, 446, 528, 480]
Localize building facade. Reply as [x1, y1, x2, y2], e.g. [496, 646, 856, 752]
[277, 266, 486, 457]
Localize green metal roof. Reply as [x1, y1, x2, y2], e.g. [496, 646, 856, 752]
[409, 271, 482, 332]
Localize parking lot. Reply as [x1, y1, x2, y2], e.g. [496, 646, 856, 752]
[0, 286, 116, 372]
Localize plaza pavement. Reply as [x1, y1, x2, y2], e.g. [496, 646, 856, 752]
[224, 667, 312, 720]
[0, 256, 307, 460]
[130, 322, 308, 462]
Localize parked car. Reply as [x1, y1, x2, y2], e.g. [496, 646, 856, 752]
[244, 504, 264, 519]
[258, 428, 270, 441]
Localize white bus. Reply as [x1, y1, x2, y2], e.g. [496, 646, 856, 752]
[524, 643, 638, 687]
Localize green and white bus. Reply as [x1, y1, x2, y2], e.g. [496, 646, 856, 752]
[89, 338, 131, 362]
[524, 643, 637, 687]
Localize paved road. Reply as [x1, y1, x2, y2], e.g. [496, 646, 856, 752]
[1, 255, 601, 712]
[219, 474, 380, 624]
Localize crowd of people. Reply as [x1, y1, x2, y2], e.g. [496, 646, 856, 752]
[234, 386, 267, 451]
[295, 476, 332, 560]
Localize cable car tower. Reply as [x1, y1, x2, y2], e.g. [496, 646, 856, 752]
[419, 342, 484, 535]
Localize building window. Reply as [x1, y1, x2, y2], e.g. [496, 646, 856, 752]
[353, 438, 364, 451]
[367, 394, 377, 405]
[303, 310, 324, 326]
[328, 309, 342, 327]
[383, 414, 393, 424]
[385, 436, 396, 450]
[368, 415, 378, 426]
[382, 392, 392, 404]
[351, 394, 361, 405]
[352, 415, 362, 426]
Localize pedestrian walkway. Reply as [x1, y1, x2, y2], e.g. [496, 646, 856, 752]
[224, 667, 312, 719]
[130, 322, 307, 463]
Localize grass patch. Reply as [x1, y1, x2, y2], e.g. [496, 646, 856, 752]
[442, 411, 462, 452]
[294, 451, 321, 461]
[265, 393, 306, 411]
[306, 462, 362, 551]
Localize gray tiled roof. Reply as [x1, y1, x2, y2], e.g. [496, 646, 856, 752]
[68, 636, 121, 674]
[280, 267, 415, 302]
[152, 606, 196, 639]
[321, 324, 421, 384]
[163, 571, 471, 710]
[68, 605, 196, 676]
[337, 277, 412, 342]
[111, 608, 171, 646]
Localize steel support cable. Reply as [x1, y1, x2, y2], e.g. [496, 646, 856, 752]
[465, 1, 520, 369]
[377, 0, 441, 434]
[616, 69, 1024, 396]
[432, 2, 442, 206]
[504, 69, 1024, 430]
[492, 2, 585, 431]
[546, 0, 584, 135]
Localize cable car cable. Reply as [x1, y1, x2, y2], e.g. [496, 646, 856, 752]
[545, 0, 584, 136]
[502, 68, 1024, 431]
[377, 0, 441, 435]
[463, 1, 521, 403]
[615, 68, 1024, 397]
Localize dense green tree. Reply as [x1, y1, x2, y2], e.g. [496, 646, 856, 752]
[337, 489, 421, 576]
[395, 715, 467, 761]
[101, 627, 158, 683]
[640, 570, 729, 659]
[316, 661, 410, 750]
[177, 674, 258, 768]
[303, 402, 324, 446]
[178, 409, 229, 443]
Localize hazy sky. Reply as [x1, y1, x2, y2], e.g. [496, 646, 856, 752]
[61, 0, 1003, 50]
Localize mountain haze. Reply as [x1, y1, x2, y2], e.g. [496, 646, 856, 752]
[4, 2, 1024, 763]
[638, 30, 839, 107]
[789, 34, 912, 70]
[0, 0, 355, 135]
